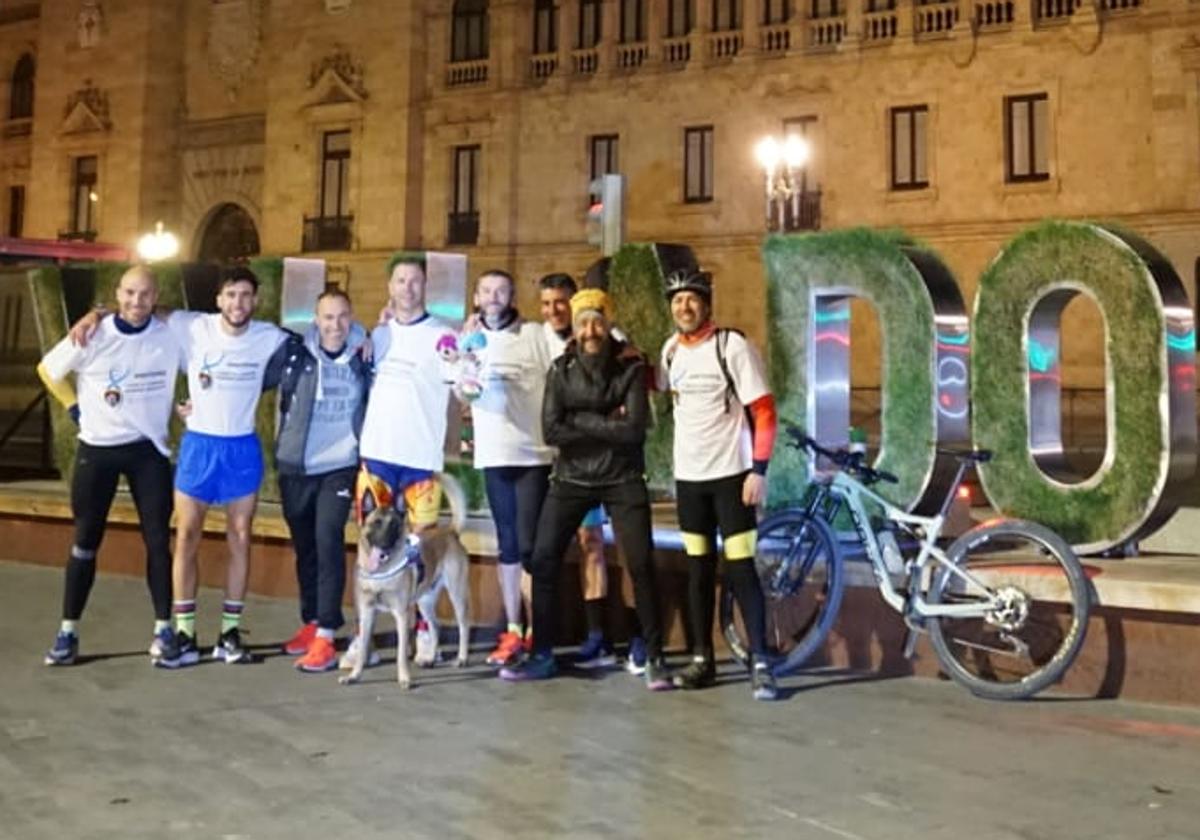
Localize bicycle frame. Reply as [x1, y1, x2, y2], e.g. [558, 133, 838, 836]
[809, 466, 1004, 620]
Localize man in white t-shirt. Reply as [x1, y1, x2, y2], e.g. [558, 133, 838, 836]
[355, 255, 454, 592]
[165, 267, 286, 666]
[659, 268, 780, 701]
[465, 269, 554, 667]
[37, 266, 181, 667]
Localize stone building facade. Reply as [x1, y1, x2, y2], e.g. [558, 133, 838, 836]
[1, 0, 1199, 392]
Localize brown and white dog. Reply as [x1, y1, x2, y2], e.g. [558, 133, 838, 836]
[339, 471, 470, 689]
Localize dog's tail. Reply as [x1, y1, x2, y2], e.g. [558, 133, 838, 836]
[436, 470, 468, 533]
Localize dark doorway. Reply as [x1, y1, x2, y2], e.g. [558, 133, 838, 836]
[196, 203, 260, 265]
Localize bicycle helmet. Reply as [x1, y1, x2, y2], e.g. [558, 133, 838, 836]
[663, 268, 713, 302]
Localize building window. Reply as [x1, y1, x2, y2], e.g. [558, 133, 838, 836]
[451, 0, 489, 62]
[320, 131, 350, 218]
[533, 0, 557, 53]
[762, 0, 793, 23]
[9, 53, 33, 120]
[712, 0, 740, 30]
[449, 145, 480, 246]
[810, 0, 841, 18]
[890, 105, 928, 190]
[865, 0, 895, 10]
[589, 134, 619, 202]
[70, 156, 97, 237]
[684, 126, 714, 203]
[666, 0, 693, 36]
[579, 0, 602, 47]
[783, 115, 818, 192]
[620, 0, 645, 42]
[1005, 93, 1050, 182]
[7, 186, 23, 237]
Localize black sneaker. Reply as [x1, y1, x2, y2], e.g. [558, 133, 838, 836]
[44, 631, 78, 666]
[155, 630, 201, 669]
[751, 656, 779, 701]
[212, 628, 253, 664]
[673, 655, 717, 690]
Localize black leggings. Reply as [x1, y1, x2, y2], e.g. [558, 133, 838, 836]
[529, 478, 663, 658]
[483, 465, 551, 568]
[676, 472, 767, 658]
[64, 440, 173, 621]
[279, 467, 356, 630]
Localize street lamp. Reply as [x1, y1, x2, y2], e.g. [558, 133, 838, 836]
[755, 134, 818, 232]
[136, 221, 179, 262]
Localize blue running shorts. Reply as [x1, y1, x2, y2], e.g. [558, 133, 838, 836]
[175, 431, 263, 504]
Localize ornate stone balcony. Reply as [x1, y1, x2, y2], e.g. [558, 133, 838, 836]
[529, 52, 558, 81]
[446, 58, 489, 88]
[915, 0, 960, 38]
[760, 23, 793, 54]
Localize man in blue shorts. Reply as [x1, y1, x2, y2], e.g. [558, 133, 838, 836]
[167, 267, 286, 665]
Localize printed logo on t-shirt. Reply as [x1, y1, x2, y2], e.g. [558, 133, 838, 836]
[199, 352, 223, 389]
[104, 367, 130, 406]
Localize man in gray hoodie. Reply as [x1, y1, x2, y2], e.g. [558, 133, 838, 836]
[266, 289, 370, 672]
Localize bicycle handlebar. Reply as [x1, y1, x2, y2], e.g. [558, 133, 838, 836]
[784, 423, 899, 485]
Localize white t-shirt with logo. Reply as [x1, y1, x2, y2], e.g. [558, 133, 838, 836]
[169, 312, 286, 438]
[659, 330, 770, 482]
[360, 315, 454, 472]
[41, 316, 180, 456]
[471, 320, 554, 469]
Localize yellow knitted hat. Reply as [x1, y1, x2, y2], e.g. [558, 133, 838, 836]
[570, 288, 613, 324]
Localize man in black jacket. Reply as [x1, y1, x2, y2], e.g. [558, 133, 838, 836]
[265, 289, 370, 672]
[499, 289, 671, 690]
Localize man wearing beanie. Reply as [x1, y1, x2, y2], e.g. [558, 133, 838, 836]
[499, 289, 671, 690]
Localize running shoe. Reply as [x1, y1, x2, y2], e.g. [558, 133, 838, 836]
[212, 627, 252, 664]
[172, 631, 201, 667]
[751, 656, 779, 702]
[574, 633, 617, 669]
[522, 628, 534, 654]
[644, 657, 674, 692]
[625, 636, 647, 676]
[486, 631, 524, 666]
[44, 631, 78, 666]
[498, 652, 557, 681]
[673, 655, 717, 690]
[283, 622, 317, 656]
[149, 627, 185, 669]
[296, 636, 338, 672]
[338, 634, 382, 669]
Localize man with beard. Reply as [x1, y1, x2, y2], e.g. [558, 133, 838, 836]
[468, 270, 554, 667]
[500, 289, 670, 690]
[659, 268, 779, 701]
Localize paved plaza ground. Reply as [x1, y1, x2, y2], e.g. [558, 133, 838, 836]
[1, 560, 1197, 840]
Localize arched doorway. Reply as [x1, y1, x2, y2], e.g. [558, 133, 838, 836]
[196, 203, 260, 264]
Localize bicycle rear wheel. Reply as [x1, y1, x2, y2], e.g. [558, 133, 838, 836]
[925, 519, 1091, 701]
[721, 510, 845, 676]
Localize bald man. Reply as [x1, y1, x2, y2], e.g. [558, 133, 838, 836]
[37, 266, 183, 667]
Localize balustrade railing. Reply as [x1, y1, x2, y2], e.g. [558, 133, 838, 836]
[863, 9, 899, 42]
[808, 16, 847, 48]
[572, 47, 600, 75]
[1036, 0, 1078, 21]
[708, 29, 743, 59]
[530, 52, 558, 81]
[616, 42, 649, 69]
[760, 23, 792, 53]
[446, 58, 488, 87]
[915, 0, 960, 36]
[974, 0, 1014, 29]
[663, 35, 692, 66]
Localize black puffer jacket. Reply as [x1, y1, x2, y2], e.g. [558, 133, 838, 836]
[542, 338, 648, 486]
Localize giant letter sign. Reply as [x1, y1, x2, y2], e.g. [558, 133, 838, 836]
[764, 229, 971, 513]
[973, 223, 1196, 552]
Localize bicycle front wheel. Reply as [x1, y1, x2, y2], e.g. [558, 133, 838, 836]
[925, 519, 1091, 701]
[721, 510, 845, 676]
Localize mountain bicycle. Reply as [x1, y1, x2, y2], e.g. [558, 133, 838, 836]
[720, 424, 1092, 700]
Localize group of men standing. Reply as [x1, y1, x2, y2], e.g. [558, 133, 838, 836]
[37, 253, 780, 701]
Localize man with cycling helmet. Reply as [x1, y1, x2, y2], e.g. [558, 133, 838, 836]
[659, 268, 779, 701]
